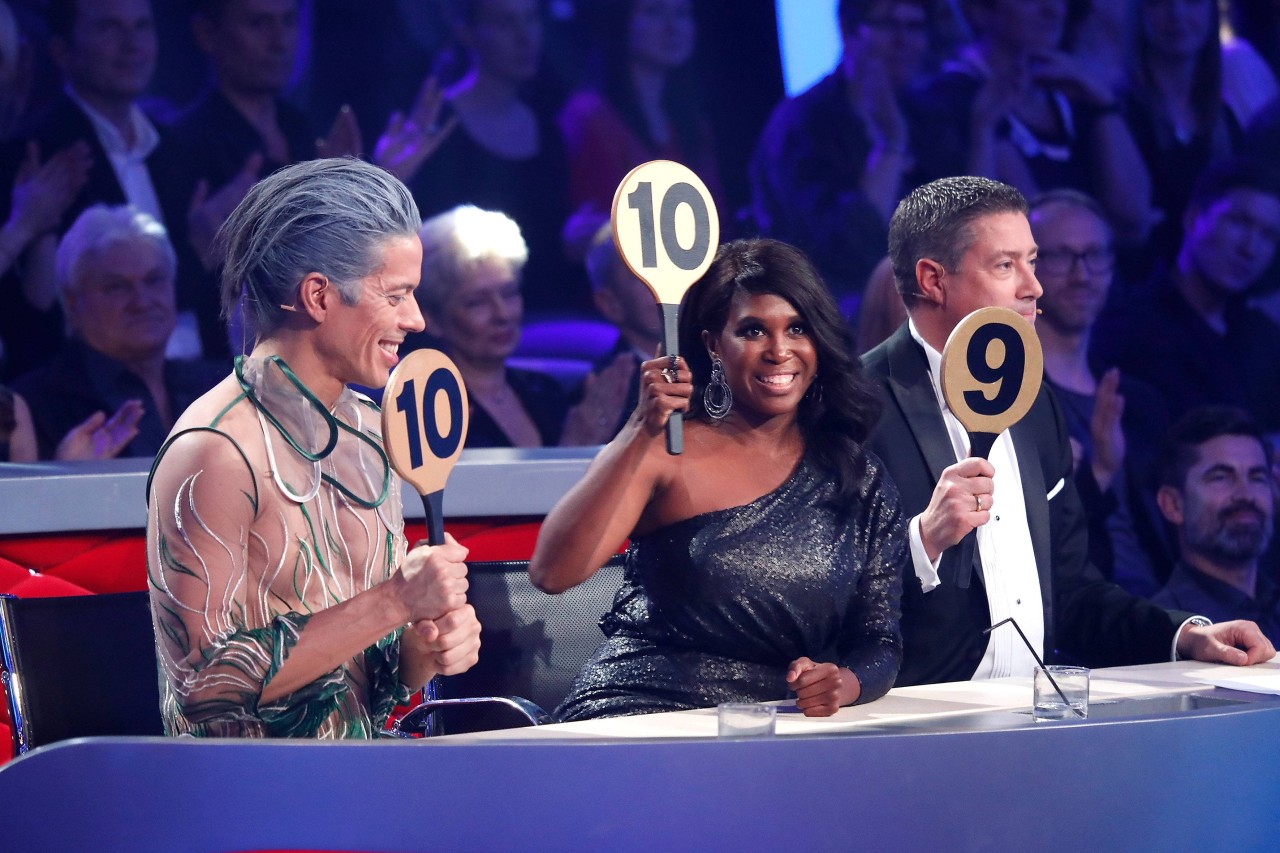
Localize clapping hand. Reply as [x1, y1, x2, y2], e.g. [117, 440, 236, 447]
[187, 152, 264, 270]
[372, 76, 458, 183]
[1088, 368, 1125, 492]
[54, 399, 144, 461]
[315, 104, 364, 160]
[6, 141, 91, 245]
[561, 352, 635, 445]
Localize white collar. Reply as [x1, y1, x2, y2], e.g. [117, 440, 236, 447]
[64, 85, 159, 160]
[907, 317, 948, 413]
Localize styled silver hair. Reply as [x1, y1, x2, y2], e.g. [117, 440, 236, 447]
[416, 204, 528, 316]
[56, 204, 176, 302]
[218, 157, 422, 340]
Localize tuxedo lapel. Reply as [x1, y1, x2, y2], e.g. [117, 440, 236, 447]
[884, 328, 956, 486]
[883, 327, 983, 587]
[1011, 417, 1052, 612]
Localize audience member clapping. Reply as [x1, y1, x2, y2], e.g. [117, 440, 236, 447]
[403, 0, 579, 314]
[2, 0, 170, 374]
[1029, 189, 1171, 596]
[561, 223, 664, 442]
[11, 205, 221, 459]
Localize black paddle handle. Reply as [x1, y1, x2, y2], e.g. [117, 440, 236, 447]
[421, 488, 445, 546]
[951, 431, 998, 590]
[659, 302, 682, 455]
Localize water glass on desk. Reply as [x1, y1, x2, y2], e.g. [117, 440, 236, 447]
[1033, 665, 1090, 721]
[718, 702, 776, 737]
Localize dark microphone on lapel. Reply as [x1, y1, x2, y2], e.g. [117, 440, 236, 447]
[984, 617, 1085, 718]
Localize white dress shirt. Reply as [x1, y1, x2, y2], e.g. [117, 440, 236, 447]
[906, 320, 1046, 679]
[65, 86, 164, 223]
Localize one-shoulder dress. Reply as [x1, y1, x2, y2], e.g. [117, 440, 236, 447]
[556, 453, 907, 721]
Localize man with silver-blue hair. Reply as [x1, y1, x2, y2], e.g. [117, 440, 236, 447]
[146, 158, 481, 739]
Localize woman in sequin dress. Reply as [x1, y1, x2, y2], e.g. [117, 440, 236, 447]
[531, 238, 907, 719]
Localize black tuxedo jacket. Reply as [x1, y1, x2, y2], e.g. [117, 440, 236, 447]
[861, 324, 1183, 686]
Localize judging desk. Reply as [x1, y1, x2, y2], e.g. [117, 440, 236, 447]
[0, 448, 598, 535]
[1, 661, 1278, 852]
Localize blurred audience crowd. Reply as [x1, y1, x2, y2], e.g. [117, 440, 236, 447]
[2, 0, 1280, 613]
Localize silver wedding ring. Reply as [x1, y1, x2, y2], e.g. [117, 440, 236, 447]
[661, 367, 677, 384]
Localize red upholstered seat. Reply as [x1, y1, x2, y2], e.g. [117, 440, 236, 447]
[0, 533, 118, 570]
[42, 537, 148, 593]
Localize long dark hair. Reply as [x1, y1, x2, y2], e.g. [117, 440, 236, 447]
[1133, 0, 1223, 140]
[581, 0, 705, 159]
[679, 238, 881, 500]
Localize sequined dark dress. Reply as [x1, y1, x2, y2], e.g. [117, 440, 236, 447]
[556, 454, 906, 720]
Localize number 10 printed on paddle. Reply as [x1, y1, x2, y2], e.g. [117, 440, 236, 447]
[382, 349, 469, 546]
[612, 159, 719, 454]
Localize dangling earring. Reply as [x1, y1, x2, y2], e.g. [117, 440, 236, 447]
[703, 355, 732, 421]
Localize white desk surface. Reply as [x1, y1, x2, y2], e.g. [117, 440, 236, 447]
[430, 659, 1280, 743]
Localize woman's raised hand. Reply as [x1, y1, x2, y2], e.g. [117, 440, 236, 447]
[630, 354, 692, 437]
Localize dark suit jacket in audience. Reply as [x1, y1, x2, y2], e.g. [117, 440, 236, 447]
[11, 339, 223, 460]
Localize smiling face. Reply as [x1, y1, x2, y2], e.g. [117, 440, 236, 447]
[426, 258, 523, 371]
[702, 290, 817, 422]
[320, 234, 425, 390]
[65, 237, 175, 363]
[1164, 434, 1275, 569]
[1029, 202, 1114, 336]
[55, 0, 157, 106]
[933, 211, 1042, 338]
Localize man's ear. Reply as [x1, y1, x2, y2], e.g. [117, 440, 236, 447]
[294, 273, 331, 323]
[1156, 485, 1185, 526]
[914, 259, 945, 306]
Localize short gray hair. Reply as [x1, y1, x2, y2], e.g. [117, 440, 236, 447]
[218, 157, 422, 339]
[888, 175, 1027, 307]
[56, 204, 176, 301]
[417, 205, 527, 315]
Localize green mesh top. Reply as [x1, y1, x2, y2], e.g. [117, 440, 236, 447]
[146, 355, 413, 738]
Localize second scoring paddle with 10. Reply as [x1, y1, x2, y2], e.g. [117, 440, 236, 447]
[611, 159, 720, 455]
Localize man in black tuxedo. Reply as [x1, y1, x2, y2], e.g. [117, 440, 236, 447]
[860, 175, 1274, 686]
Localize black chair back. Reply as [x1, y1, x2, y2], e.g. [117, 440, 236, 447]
[0, 591, 163, 755]
[436, 556, 625, 733]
